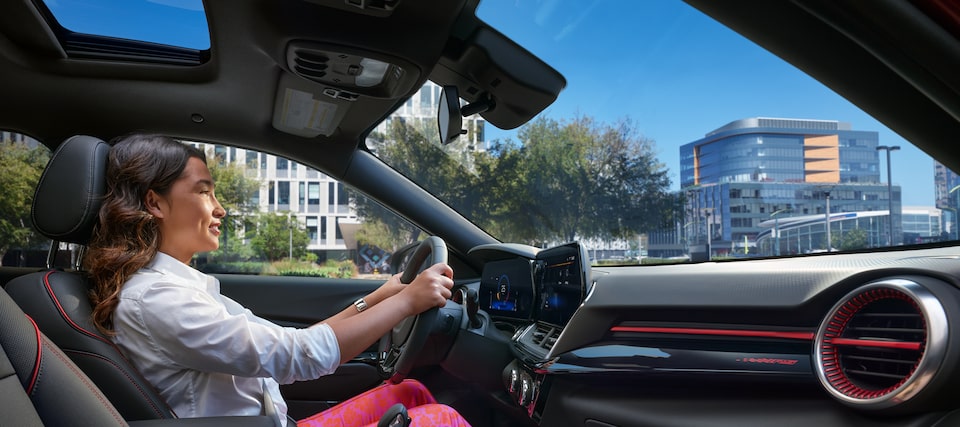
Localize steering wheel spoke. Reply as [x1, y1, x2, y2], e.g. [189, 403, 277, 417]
[379, 236, 449, 383]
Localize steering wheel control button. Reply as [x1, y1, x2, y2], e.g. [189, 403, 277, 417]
[353, 297, 369, 313]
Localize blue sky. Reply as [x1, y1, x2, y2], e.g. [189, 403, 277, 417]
[477, 1, 936, 206]
[44, 0, 937, 206]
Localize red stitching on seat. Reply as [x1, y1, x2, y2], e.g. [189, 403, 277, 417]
[41, 270, 175, 418]
[42, 271, 112, 345]
[64, 349, 171, 418]
[24, 315, 42, 396]
[45, 340, 126, 425]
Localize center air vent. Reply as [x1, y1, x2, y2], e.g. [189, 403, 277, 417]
[531, 323, 561, 352]
[814, 279, 948, 411]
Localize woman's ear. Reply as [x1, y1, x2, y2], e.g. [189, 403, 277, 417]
[144, 189, 166, 219]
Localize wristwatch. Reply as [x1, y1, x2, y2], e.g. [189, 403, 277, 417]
[353, 297, 368, 313]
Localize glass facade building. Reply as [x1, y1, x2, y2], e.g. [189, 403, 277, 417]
[677, 117, 901, 257]
[935, 162, 960, 240]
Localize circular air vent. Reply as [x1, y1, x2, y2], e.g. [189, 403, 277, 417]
[814, 279, 948, 410]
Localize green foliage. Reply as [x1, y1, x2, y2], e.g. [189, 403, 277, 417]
[362, 114, 674, 247]
[300, 251, 318, 263]
[249, 213, 311, 261]
[201, 261, 265, 274]
[0, 140, 49, 264]
[266, 258, 357, 278]
[206, 153, 262, 262]
[834, 227, 869, 251]
[640, 257, 690, 265]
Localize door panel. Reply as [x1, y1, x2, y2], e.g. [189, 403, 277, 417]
[217, 273, 386, 410]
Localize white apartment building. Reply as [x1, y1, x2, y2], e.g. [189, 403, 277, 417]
[198, 81, 487, 256]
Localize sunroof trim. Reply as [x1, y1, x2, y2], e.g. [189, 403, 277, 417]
[38, 0, 211, 65]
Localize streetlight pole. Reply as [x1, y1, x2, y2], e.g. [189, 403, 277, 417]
[771, 208, 792, 256]
[705, 211, 711, 260]
[950, 184, 960, 241]
[877, 145, 900, 246]
[825, 191, 831, 252]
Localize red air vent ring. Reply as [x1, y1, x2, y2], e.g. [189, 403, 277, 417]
[814, 279, 948, 409]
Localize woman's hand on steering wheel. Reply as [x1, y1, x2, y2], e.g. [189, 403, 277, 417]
[396, 263, 454, 316]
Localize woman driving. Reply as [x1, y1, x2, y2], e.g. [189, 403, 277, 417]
[86, 133, 470, 427]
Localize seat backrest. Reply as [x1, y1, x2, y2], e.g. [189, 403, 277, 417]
[0, 285, 127, 427]
[5, 135, 175, 421]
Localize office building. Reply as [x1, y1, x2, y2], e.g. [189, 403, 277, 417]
[676, 117, 901, 257]
[200, 82, 486, 264]
[935, 161, 960, 240]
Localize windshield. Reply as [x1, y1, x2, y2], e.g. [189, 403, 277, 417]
[370, 1, 951, 262]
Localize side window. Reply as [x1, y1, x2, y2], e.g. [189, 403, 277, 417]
[0, 132, 52, 267]
[196, 142, 421, 279]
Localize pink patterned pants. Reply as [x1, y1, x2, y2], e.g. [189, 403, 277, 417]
[297, 379, 471, 427]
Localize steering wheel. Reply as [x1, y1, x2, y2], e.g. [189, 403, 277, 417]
[379, 236, 448, 383]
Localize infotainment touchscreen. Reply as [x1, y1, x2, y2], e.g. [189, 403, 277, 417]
[535, 242, 588, 327]
[479, 257, 534, 319]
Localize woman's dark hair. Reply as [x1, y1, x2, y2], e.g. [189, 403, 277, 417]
[86, 134, 207, 335]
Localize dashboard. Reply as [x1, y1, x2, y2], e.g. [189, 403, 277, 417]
[465, 242, 960, 426]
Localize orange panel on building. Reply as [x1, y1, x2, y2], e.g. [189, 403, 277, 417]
[804, 135, 839, 183]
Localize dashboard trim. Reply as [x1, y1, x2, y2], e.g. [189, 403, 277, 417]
[610, 326, 815, 341]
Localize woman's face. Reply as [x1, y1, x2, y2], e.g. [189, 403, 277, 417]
[147, 157, 225, 264]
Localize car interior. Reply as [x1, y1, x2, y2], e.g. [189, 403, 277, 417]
[4, 0, 960, 426]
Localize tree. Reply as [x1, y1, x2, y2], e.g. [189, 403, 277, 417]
[834, 227, 869, 251]
[249, 213, 310, 261]
[361, 114, 674, 248]
[505, 115, 672, 244]
[355, 119, 473, 249]
[206, 152, 262, 261]
[0, 140, 49, 265]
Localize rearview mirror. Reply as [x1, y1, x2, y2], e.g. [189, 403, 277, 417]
[438, 85, 464, 145]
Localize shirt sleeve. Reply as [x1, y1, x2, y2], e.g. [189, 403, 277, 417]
[133, 281, 341, 384]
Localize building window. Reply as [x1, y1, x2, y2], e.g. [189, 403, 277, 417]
[278, 181, 290, 205]
[307, 216, 318, 243]
[320, 217, 327, 241]
[308, 182, 320, 205]
[329, 182, 336, 208]
[214, 145, 227, 165]
[299, 182, 305, 208]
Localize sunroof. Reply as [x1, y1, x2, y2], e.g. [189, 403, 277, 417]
[41, 0, 210, 51]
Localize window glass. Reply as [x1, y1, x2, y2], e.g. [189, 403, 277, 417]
[0, 132, 51, 268]
[365, 3, 955, 264]
[190, 142, 421, 278]
[41, 0, 211, 50]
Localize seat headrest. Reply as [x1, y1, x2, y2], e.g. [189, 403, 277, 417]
[31, 135, 110, 245]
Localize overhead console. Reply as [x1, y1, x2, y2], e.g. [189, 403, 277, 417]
[273, 41, 422, 138]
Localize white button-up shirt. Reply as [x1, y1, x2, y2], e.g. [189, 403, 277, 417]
[112, 252, 341, 426]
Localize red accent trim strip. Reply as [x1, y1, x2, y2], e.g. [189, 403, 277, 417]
[25, 314, 42, 396]
[830, 338, 923, 351]
[610, 326, 814, 340]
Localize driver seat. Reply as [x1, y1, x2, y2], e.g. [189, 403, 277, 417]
[4, 135, 175, 421]
[6, 135, 409, 427]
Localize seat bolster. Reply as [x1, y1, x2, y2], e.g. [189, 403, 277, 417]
[2, 288, 125, 426]
[30, 337, 128, 427]
[6, 270, 174, 420]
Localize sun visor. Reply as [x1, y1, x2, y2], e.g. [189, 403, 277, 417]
[431, 25, 565, 130]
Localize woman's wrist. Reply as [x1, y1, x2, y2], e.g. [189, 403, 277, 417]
[366, 280, 403, 307]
